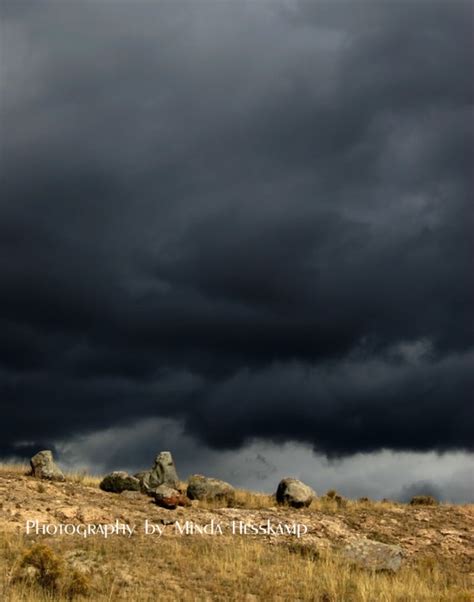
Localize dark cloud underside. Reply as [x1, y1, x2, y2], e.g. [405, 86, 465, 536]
[0, 1, 473, 460]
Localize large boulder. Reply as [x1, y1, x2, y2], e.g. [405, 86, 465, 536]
[276, 478, 315, 508]
[186, 474, 235, 504]
[30, 450, 65, 482]
[342, 538, 404, 572]
[140, 451, 180, 494]
[152, 485, 190, 510]
[99, 471, 140, 493]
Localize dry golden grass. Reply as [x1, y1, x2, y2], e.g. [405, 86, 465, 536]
[63, 471, 101, 489]
[196, 488, 275, 510]
[0, 463, 30, 475]
[0, 462, 472, 600]
[0, 463, 101, 489]
[0, 530, 472, 601]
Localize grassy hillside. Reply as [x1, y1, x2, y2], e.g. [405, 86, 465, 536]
[0, 464, 472, 601]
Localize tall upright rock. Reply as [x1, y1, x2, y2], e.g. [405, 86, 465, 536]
[30, 450, 65, 482]
[140, 451, 180, 494]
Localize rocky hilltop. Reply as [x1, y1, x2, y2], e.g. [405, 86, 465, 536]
[0, 455, 472, 601]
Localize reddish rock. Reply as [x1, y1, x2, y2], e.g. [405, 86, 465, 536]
[153, 485, 191, 509]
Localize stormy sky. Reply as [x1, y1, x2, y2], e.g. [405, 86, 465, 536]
[1, 1, 473, 501]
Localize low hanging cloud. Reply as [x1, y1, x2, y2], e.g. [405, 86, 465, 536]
[51, 417, 474, 503]
[0, 1, 472, 480]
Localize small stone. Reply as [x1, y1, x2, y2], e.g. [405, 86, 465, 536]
[133, 471, 149, 482]
[409, 495, 438, 506]
[152, 485, 190, 510]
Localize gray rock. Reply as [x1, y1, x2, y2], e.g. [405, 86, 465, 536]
[276, 478, 315, 508]
[342, 538, 404, 572]
[99, 471, 140, 493]
[133, 470, 149, 481]
[30, 450, 65, 482]
[140, 451, 179, 494]
[186, 474, 235, 504]
[137, 470, 152, 491]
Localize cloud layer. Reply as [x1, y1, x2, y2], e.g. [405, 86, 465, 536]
[1, 2, 473, 473]
[54, 417, 474, 503]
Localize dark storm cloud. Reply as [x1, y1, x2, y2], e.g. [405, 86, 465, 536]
[0, 1, 473, 460]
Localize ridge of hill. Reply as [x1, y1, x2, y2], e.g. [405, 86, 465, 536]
[0, 465, 472, 601]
